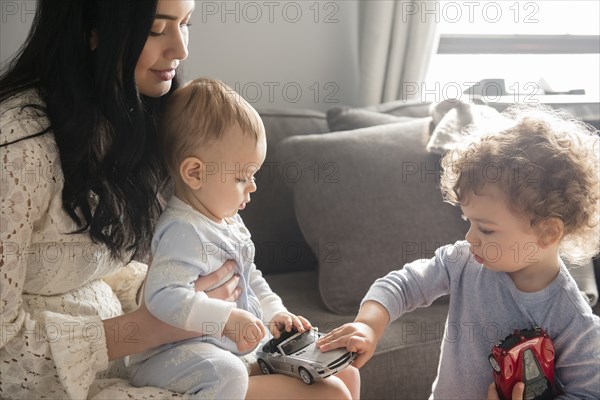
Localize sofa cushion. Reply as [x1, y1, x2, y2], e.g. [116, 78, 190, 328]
[243, 109, 330, 275]
[277, 119, 468, 314]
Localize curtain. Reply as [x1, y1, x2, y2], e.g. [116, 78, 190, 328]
[358, 0, 439, 105]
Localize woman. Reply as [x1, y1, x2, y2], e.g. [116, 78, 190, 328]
[0, 1, 359, 398]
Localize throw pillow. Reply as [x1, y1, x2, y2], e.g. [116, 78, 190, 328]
[326, 107, 416, 132]
[277, 119, 468, 314]
[426, 99, 514, 155]
[366, 99, 432, 118]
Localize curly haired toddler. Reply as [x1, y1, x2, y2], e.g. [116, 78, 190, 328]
[318, 105, 600, 399]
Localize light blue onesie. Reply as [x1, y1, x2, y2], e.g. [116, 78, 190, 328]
[364, 241, 600, 399]
[127, 196, 287, 398]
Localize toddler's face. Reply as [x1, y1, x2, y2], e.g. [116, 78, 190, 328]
[191, 125, 267, 223]
[460, 185, 546, 275]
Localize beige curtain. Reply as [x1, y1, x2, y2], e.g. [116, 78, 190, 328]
[358, 0, 439, 105]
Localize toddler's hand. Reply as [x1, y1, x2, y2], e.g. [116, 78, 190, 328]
[486, 382, 524, 400]
[316, 322, 377, 368]
[268, 311, 312, 339]
[224, 308, 267, 353]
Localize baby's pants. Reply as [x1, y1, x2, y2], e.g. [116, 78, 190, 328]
[128, 339, 249, 399]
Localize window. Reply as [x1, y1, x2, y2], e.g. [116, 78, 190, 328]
[426, 1, 600, 103]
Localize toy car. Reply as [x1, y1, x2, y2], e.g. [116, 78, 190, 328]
[489, 326, 557, 400]
[256, 327, 356, 385]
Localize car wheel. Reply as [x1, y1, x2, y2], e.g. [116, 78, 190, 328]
[298, 367, 314, 385]
[258, 359, 272, 375]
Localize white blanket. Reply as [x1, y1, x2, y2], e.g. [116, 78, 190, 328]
[426, 98, 514, 155]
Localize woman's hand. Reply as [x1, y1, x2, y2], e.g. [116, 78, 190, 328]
[268, 311, 312, 338]
[486, 382, 524, 400]
[104, 298, 199, 361]
[195, 259, 241, 302]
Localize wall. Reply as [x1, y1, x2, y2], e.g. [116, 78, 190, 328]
[0, 0, 360, 111]
[0, 1, 36, 66]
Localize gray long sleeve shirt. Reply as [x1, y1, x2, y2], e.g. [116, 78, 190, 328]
[364, 241, 600, 399]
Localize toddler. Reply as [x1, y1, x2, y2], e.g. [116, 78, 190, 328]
[318, 105, 600, 398]
[127, 78, 312, 398]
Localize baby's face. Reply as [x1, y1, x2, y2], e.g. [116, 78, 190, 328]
[191, 125, 267, 223]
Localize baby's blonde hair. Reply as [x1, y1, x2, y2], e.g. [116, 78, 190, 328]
[158, 77, 264, 177]
[440, 104, 600, 264]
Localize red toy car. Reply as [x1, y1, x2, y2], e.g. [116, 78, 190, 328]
[489, 326, 557, 400]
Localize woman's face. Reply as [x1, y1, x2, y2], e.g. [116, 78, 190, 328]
[135, 0, 195, 97]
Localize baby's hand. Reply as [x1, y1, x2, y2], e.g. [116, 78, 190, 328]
[316, 322, 377, 368]
[268, 311, 312, 339]
[224, 308, 267, 353]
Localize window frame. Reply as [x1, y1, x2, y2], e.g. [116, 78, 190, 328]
[437, 34, 600, 54]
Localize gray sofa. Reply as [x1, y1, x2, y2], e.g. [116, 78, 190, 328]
[242, 100, 599, 399]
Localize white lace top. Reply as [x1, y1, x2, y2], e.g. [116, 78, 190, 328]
[0, 90, 182, 399]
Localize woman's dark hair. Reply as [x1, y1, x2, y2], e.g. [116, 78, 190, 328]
[0, 0, 179, 261]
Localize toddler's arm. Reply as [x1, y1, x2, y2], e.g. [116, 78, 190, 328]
[317, 300, 389, 368]
[316, 243, 462, 368]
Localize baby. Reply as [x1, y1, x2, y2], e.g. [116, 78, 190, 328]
[127, 78, 311, 398]
[318, 105, 600, 398]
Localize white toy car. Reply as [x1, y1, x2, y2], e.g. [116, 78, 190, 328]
[256, 327, 356, 385]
